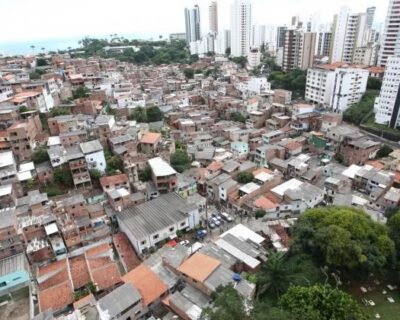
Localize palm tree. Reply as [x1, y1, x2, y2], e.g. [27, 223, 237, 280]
[257, 251, 293, 299]
[41, 47, 45, 54]
[30, 45, 35, 55]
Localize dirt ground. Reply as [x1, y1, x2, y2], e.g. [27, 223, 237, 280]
[0, 288, 30, 320]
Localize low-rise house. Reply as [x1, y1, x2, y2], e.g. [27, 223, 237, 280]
[97, 283, 146, 320]
[148, 157, 177, 193]
[140, 132, 161, 155]
[80, 139, 106, 173]
[100, 174, 130, 193]
[116, 193, 199, 254]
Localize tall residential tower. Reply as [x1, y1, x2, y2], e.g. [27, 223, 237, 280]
[378, 0, 400, 67]
[209, 1, 218, 35]
[230, 0, 252, 57]
[184, 5, 201, 44]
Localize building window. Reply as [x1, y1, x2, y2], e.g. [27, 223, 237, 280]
[180, 222, 186, 227]
[141, 240, 146, 245]
[153, 234, 159, 240]
[169, 227, 174, 232]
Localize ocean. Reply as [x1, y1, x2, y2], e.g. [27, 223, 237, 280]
[0, 32, 169, 56]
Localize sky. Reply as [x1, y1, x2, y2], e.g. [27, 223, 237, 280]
[0, 0, 388, 44]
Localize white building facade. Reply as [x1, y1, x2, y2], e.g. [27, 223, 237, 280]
[374, 56, 400, 128]
[378, 0, 400, 67]
[230, 0, 252, 57]
[305, 65, 368, 112]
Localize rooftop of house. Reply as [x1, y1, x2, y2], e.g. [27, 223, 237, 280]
[141, 132, 162, 144]
[116, 193, 196, 240]
[97, 283, 142, 318]
[178, 252, 221, 283]
[122, 264, 167, 306]
[148, 157, 177, 177]
[80, 139, 103, 154]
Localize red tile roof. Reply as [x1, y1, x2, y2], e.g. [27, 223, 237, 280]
[39, 282, 73, 313]
[99, 174, 129, 188]
[69, 255, 91, 290]
[122, 264, 167, 306]
[113, 232, 141, 272]
[141, 132, 161, 144]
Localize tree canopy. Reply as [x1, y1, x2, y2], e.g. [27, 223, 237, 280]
[376, 144, 393, 159]
[279, 284, 368, 320]
[268, 69, 307, 98]
[237, 171, 254, 184]
[231, 56, 248, 68]
[72, 86, 90, 99]
[32, 147, 49, 164]
[129, 106, 163, 123]
[293, 206, 394, 275]
[170, 149, 191, 173]
[343, 90, 379, 125]
[201, 285, 247, 320]
[230, 112, 246, 123]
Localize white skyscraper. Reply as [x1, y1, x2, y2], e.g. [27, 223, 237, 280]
[378, 0, 400, 67]
[329, 7, 350, 63]
[185, 5, 201, 44]
[209, 1, 218, 35]
[215, 29, 231, 55]
[374, 56, 400, 128]
[230, 0, 252, 57]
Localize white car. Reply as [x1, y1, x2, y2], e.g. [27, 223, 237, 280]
[179, 240, 190, 246]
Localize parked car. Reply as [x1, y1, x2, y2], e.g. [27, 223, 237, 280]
[212, 217, 221, 226]
[196, 229, 207, 239]
[179, 240, 190, 246]
[208, 220, 216, 229]
[221, 212, 234, 222]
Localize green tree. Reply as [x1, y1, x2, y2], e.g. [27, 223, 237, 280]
[106, 156, 124, 175]
[367, 77, 382, 90]
[184, 68, 194, 79]
[146, 106, 163, 122]
[252, 304, 292, 320]
[230, 112, 246, 123]
[130, 107, 147, 123]
[231, 56, 247, 68]
[279, 284, 368, 320]
[54, 168, 74, 187]
[32, 147, 49, 164]
[225, 47, 231, 57]
[237, 171, 253, 184]
[89, 169, 101, 180]
[376, 144, 393, 159]
[388, 211, 400, 257]
[201, 285, 247, 320]
[36, 58, 48, 66]
[255, 209, 266, 219]
[50, 107, 71, 117]
[257, 252, 293, 299]
[343, 90, 379, 125]
[72, 86, 90, 99]
[170, 149, 191, 173]
[138, 166, 152, 182]
[293, 206, 395, 275]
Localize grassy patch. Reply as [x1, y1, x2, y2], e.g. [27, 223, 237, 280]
[344, 280, 400, 319]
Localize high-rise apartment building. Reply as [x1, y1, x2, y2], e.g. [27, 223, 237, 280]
[378, 0, 400, 67]
[209, 1, 218, 35]
[252, 24, 266, 48]
[374, 56, 400, 128]
[341, 13, 368, 63]
[330, 7, 350, 63]
[215, 29, 231, 55]
[330, 7, 374, 64]
[317, 32, 332, 57]
[282, 29, 316, 72]
[306, 64, 369, 112]
[366, 7, 376, 29]
[276, 26, 287, 50]
[230, 0, 252, 57]
[184, 5, 201, 44]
